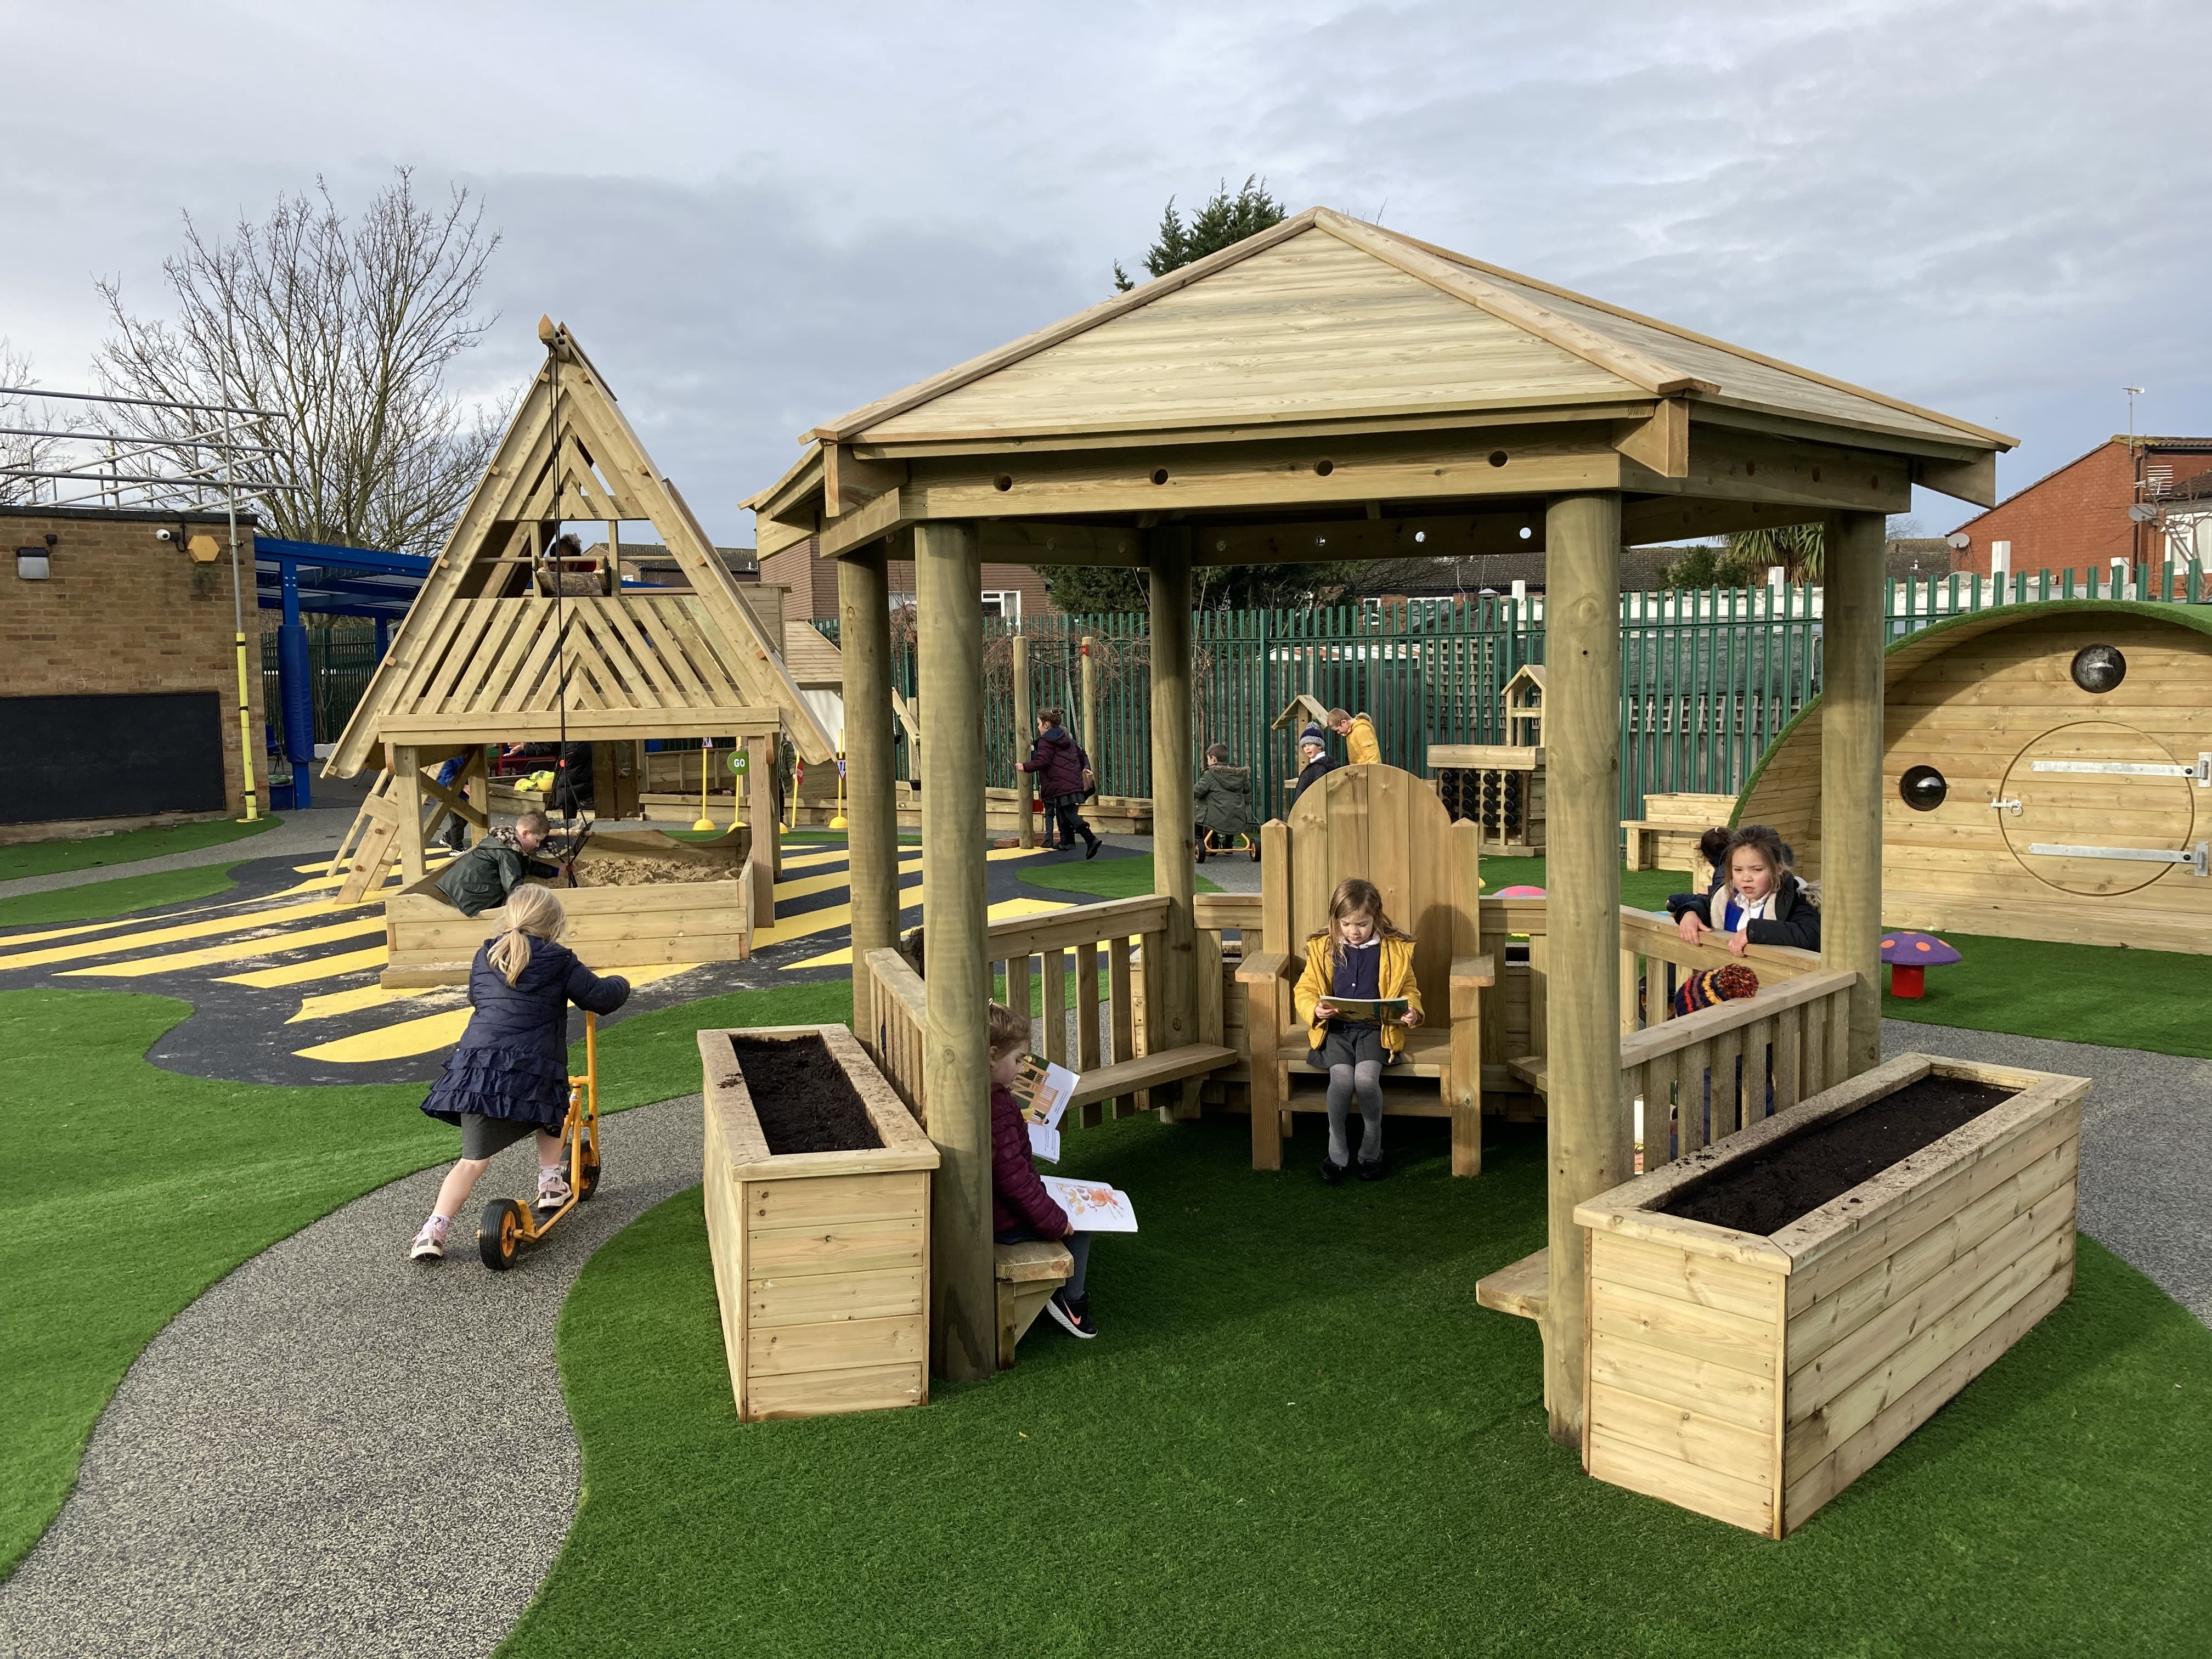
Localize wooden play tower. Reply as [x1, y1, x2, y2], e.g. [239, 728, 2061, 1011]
[326, 320, 834, 964]
[749, 207, 2014, 1455]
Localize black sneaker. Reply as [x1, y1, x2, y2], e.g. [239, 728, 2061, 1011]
[1084, 836, 1102, 859]
[1357, 1154, 1390, 1182]
[1319, 1155, 1348, 1186]
[1045, 1289, 1098, 1339]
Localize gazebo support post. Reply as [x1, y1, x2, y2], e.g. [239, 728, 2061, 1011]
[916, 518, 996, 1381]
[1146, 527, 1200, 1119]
[1541, 490, 1627, 1449]
[1013, 633, 1035, 849]
[392, 744, 426, 884]
[840, 544, 900, 1053]
[1823, 509, 1887, 1073]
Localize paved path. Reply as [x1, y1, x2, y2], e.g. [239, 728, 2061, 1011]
[0, 1094, 705, 1659]
[1882, 1018, 2211, 1325]
[0, 808, 359, 901]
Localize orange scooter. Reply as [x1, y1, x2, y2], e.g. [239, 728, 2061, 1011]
[478, 1011, 602, 1269]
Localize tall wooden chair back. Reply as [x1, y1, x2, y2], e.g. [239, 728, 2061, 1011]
[1269, 765, 1475, 977]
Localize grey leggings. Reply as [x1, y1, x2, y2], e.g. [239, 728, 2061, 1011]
[1327, 1061, 1386, 1163]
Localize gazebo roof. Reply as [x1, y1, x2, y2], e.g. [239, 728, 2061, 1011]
[811, 210, 2010, 454]
[752, 208, 2015, 567]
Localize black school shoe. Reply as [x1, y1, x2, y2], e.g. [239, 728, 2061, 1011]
[1357, 1154, 1390, 1182]
[1319, 1155, 1348, 1186]
[1046, 1289, 1098, 1338]
[1084, 835, 1102, 859]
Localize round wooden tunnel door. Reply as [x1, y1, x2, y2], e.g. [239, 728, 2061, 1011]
[2001, 721, 2198, 896]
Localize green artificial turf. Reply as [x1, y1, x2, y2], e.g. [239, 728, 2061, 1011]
[510, 1114, 2212, 1658]
[1021, 854, 1223, 900]
[0, 978, 853, 1582]
[0, 989, 441, 1577]
[1880, 930, 2212, 1059]
[0, 814, 280, 880]
[0, 862, 252, 930]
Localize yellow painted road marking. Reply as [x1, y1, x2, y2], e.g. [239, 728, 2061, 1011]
[60, 917, 388, 978]
[0, 895, 382, 973]
[294, 961, 703, 1063]
[219, 946, 388, 988]
[784, 895, 1071, 969]
[287, 981, 441, 1023]
[775, 854, 921, 904]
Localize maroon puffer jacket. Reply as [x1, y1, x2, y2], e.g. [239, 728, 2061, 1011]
[991, 1084, 1070, 1237]
[1019, 729, 1089, 801]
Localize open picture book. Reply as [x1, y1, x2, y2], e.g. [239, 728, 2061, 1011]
[1015, 1055, 1079, 1163]
[1322, 996, 1412, 1023]
[1040, 1176, 1138, 1232]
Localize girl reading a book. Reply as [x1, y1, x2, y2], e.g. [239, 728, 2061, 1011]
[987, 1001, 1098, 1339]
[1294, 877, 1423, 1184]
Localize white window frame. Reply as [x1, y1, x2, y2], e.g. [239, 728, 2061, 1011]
[980, 589, 1022, 623]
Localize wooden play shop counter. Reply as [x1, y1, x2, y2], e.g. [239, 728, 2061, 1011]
[1574, 1053, 2088, 1537]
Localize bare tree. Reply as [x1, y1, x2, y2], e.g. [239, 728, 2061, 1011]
[0, 340, 82, 506]
[94, 168, 503, 556]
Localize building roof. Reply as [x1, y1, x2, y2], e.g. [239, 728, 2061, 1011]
[591, 540, 760, 580]
[807, 207, 2015, 454]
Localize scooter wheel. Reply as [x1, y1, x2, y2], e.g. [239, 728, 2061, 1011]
[1195, 838, 1207, 864]
[1248, 839, 1261, 861]
[577, 1141, 602, 1201]
[479, 1198, 527, 1270]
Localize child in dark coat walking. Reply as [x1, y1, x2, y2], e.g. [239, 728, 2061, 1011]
[988, 1001, 1097, 1338]
[1018, 708, 1101, 857]
[408, 885, 631, 1260]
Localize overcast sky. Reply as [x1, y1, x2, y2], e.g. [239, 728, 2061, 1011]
[5, 0, 2205, 544]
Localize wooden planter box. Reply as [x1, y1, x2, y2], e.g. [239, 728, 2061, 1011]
[699, 1023, 939, 1422]
[382, 827, 753, 984]
[1573, 1052, 2089, 1538]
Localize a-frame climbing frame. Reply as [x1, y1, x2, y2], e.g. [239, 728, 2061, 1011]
[325, 319, 833, 963]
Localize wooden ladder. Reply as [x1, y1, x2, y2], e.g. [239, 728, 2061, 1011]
[330, 771, 403, 905]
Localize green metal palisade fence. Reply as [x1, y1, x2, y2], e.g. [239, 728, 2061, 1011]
[814, 560, 2210, 823]
[259, 624, 382, 747]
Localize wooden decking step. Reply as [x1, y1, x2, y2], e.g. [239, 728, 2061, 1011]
[1507, 1054, 1547, 1093]
[1067, 1043, 1237, 1109]
[1475, 1248, 1549, 1321]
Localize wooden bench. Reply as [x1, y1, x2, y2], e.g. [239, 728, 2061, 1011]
[1621, 792, 1738, 886]
[1474, 1247, 1548, 1322]
[995, 1238, 1074, 1368]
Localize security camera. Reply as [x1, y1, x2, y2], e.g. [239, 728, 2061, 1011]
[155, 528, 175, 543]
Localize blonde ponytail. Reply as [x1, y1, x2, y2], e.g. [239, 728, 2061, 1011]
[488, 884, 566, 986]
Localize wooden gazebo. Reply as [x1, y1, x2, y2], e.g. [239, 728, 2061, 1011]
[751, 208, 2014, 1437]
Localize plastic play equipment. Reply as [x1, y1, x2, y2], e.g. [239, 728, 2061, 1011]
[478, 1012, 601, 1269]
[1880, 930, 1959, 997]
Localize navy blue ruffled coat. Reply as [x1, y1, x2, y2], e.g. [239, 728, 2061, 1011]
[420, 937, 631, 1133]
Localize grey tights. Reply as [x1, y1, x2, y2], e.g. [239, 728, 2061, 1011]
[1326, 1060, 1385, 1165]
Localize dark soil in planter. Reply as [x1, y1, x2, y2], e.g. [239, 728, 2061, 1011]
[1662, 1074, 2016, 1237]
[727, 1034, 883, 1154]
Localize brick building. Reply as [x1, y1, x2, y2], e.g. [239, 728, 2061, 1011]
[757, 534, 1053, 627]
[1944, 436, 2212, 577]
[1, 503, 270, 841]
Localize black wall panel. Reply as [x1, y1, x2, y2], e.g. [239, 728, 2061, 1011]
[0, 692, 227, 823]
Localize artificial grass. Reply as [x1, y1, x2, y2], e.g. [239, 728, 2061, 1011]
[1022, 853, 1223, 900]
[0, 861, 251, 930]
[0, 978, 853, 1583]
[511, 1113, 2212, 1658]
[1880, 929, 2212, 1060]
[0, 814, 280, 880]
[0, 989, 441, 1578]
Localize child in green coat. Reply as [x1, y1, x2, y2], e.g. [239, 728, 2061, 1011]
[1193, 743, 1253, 854]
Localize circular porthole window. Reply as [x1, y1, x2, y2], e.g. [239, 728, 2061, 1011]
[2070, 644, 2126, 693]
[1899, 764, 1948, 812]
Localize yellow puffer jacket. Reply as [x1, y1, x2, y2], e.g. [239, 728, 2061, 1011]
[1343, 713, 1381, 766]
[1293, 933, 1423, 1054]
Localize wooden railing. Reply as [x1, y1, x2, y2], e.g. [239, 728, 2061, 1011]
[1621, 967, 1858, 1169]
[862, 894, 1234, 1134]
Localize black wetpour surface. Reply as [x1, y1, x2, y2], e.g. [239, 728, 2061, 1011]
[729, 1033, 882, 1154]
[1662, 1074, 2017, 1237]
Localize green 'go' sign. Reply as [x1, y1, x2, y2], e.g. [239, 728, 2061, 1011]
[727, 749, 748, 776]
